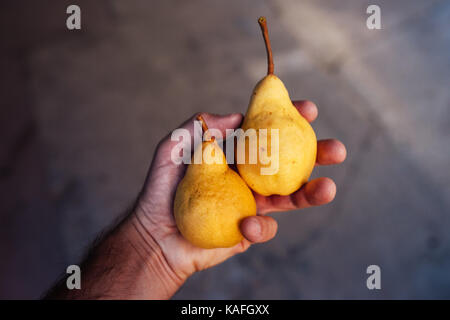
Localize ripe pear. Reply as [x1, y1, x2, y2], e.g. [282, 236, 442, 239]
[174, 116, 257, 249]
[236, 17, 317, 196]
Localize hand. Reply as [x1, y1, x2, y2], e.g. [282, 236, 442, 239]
[133, 100, 346, 290]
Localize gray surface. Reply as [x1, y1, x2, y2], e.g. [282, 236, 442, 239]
[0, 0, 449, 299]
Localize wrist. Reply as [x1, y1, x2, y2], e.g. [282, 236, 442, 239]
[125, 213, 186, 299]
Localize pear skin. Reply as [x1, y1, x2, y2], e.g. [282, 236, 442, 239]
[174, 117, 256, 249]
[236, 17, 317, 196]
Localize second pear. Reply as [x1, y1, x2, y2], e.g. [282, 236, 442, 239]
[237, 17, 317, 196]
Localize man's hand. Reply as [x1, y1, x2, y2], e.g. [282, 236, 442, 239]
[45, 100, 346, 300]
[133, 100, 347, 296]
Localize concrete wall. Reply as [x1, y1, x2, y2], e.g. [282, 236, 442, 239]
[0, 0, 449, 299]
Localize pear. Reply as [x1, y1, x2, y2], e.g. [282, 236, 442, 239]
[236, 17, 317, 196]
[174, 115, 257, 249]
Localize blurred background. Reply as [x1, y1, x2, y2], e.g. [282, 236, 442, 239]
[1, 0, 449, 299]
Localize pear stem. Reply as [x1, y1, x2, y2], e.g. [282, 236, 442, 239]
[196, 114, 215, 142]
[258, 16, 274, 75]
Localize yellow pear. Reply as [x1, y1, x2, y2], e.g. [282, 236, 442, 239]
[237, 17, 317, 196]
[174, 115, 257, 249]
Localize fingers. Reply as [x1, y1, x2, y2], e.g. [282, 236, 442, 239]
[292, 100, 318, 123]
[239, 177, 334, 246]
[293, 100, 347, 165]
[257, 177, 336, 214]
[292, 101, 347, 166]
[240, 215, 278, 243]
[293, 177, 336, 207]
[316, 139, 347, 166]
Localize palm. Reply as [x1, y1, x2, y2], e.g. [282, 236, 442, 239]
[136, 101, 346, 278]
